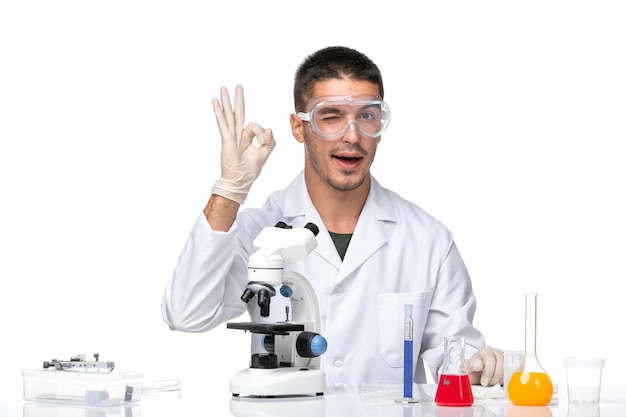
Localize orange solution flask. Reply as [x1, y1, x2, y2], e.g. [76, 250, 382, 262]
[435, 336, 474, 406]
[507, 292, 554, 406]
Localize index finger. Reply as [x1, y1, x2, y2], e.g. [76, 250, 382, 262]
[211, 87, 235, 136]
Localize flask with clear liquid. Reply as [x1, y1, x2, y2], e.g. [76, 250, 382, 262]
[507, 292, 554, 406]
[435, 336, 474, 406]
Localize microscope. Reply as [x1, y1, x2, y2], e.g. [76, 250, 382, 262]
[227, 222, 327, 397]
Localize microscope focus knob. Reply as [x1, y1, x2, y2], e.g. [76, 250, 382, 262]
[296, 331, 328, 358]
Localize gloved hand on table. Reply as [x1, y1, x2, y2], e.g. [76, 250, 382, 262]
[468, 345, 504, 386]
[211, 85, 276, 205]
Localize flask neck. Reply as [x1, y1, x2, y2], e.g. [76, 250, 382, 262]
[524, 292, 538, 356]
[441, 336, 469, 375]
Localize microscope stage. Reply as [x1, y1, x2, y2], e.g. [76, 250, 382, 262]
[227, 322, 305, 335]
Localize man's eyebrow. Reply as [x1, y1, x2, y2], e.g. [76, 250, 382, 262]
[317, 105, 344, 114]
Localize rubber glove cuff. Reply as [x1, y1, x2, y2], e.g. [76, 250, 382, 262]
[211, 176, 252, 205]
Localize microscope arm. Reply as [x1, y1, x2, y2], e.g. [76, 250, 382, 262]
[282, 270, 321, 334]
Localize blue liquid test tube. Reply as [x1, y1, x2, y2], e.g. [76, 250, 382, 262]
[403, 304, 413, 399]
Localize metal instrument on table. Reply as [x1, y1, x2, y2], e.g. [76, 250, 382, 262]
[43, 354, 114, 372]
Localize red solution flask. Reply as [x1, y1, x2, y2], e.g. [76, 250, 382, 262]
[434, 336, 474, 406]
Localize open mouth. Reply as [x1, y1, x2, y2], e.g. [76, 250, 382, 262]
[335, 156, 362, 163]
[333, 155, 363, 169]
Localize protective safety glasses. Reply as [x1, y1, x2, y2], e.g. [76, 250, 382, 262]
[297, 95, 391, 140]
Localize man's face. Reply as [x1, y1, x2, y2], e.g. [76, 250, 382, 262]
[292, 78, 382, 192]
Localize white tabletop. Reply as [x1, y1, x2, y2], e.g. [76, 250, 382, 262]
[16, 383, 626, 417]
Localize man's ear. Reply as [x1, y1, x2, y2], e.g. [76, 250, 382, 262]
[290, 113, 305, 143]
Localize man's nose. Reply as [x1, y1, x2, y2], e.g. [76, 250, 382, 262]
[341, 120, 361, 143]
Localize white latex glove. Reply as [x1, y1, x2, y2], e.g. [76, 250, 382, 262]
[211, 85, 276, 204]
[467, 346, 504, 387]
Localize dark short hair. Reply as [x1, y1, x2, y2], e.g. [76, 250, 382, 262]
[293, 46, 384, 111]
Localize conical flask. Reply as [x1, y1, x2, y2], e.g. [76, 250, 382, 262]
[435, 336, 474, 406]
[507, 292, 554, 406]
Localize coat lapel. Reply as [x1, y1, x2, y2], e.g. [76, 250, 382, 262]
[338, 180, 396, 281]
[281, 173, 397, 280]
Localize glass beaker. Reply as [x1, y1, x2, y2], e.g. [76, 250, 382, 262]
[507, 292, 554, 406]
[435, 336, 474, 406]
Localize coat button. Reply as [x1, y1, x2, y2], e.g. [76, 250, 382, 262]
[332, 358, 344, 368]
[333, 286, 344, 295]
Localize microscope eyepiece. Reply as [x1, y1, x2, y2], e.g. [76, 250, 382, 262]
[274, 221, 292, 229]
[304, 222, 319, 236]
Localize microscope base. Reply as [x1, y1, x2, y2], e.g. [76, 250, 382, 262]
[230, 395, 326, 417]
[230, 367, 326, 397]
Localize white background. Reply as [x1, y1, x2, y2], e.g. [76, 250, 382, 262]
[1, 0, 625, 412]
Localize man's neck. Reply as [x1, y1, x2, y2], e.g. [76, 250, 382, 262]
[305, 173, 371, 234]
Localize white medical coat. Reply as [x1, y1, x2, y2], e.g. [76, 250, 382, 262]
[162, 172, 485, 388]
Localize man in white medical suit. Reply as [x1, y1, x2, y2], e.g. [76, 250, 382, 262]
[162, 46, 504, 388]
